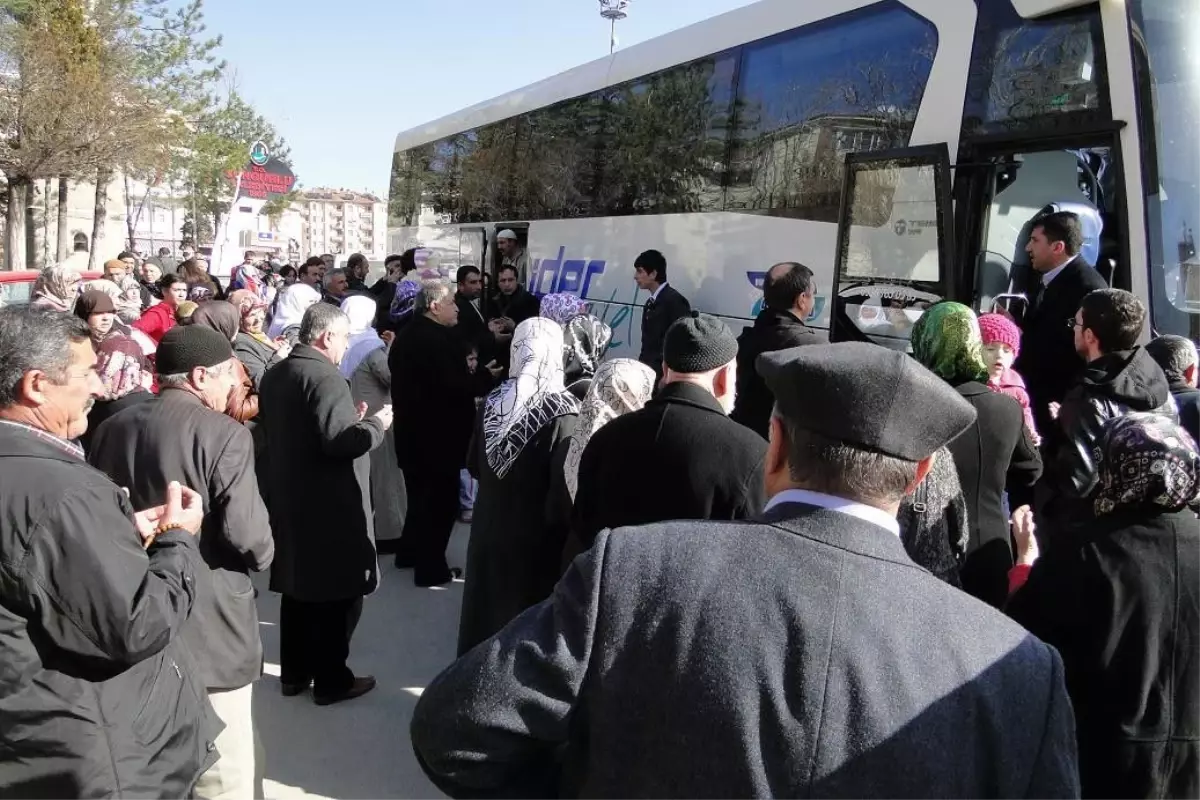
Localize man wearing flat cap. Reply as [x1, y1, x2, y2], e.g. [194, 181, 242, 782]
[411, 342, 1080, 798]
[570, 312, 767, 549]
[88, 325, 274, 799]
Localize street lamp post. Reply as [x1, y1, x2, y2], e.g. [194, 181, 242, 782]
[599, 0, 631, 54]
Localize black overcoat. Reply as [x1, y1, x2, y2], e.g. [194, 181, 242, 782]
[259, 345, 386, 602]
[571, 381, 767, 547]
[1008, 508, 1199, 799]
[412, 503, 1080, 798]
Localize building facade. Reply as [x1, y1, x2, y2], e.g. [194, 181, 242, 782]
[299, 188, 388, 258]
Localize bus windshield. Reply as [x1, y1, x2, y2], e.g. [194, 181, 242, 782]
[1131, 0, 1200, 339]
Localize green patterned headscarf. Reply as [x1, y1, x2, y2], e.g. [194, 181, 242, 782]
[911, 302, 989, 385]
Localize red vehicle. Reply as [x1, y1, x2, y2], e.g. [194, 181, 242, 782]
[0, 269, 102, 307]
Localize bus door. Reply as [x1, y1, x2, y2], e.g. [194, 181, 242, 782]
[830, 143, 956, 350]
[460, 226, 488, 312]
[954, 129, 1127, 323]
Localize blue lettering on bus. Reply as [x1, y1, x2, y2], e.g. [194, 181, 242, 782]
[530, 247, 606, 299]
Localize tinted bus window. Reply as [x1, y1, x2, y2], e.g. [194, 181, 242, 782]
[962, 0, 1109, 140]
[725, 2, 937, 221]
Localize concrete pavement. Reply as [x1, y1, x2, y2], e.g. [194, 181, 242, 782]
[251, 524, 469, 800]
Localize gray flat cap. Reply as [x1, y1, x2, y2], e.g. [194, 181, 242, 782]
[757, 341, 977, 462]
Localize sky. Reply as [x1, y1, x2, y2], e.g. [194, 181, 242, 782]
[199, 0, 758, 198]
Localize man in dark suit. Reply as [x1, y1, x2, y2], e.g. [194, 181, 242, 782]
[453, 265, 495, 364]
[1013, 210, 1108, 447]
[635, 249, 691, 381]
[571, 312, 767, 548]
[1146, 334, 1200, 444]
[88, 325, 274, 796]
[411, 341, 1079, 798]
[389, 279, 496, 586]
[259, 303, 393, 706]
[731, 261, 827, 438]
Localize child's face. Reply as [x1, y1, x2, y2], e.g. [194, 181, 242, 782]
[981, 341, 1016, 378]
[466, 351, 478, 373]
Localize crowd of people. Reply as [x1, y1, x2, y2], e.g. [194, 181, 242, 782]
[0, 207, 1197, 799]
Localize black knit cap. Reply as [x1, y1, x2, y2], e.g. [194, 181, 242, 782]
[155, 325, 233, 375]
[757, 342, 977, 462]
[663, 312, 738, 373]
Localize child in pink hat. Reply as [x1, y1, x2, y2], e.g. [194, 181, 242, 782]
[978, 313, 1040, 445]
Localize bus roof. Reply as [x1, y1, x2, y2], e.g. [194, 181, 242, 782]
[391, 0, 1085, 155]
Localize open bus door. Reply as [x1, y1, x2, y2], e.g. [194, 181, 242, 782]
[829, 144, 956, 351]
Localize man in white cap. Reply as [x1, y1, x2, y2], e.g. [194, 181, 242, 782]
[496, 229, 530, 291]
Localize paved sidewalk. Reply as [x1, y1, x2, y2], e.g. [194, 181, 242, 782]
[252, 524, 469, 799]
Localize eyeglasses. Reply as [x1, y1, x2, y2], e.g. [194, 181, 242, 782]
[1065, 318, 1084, 330]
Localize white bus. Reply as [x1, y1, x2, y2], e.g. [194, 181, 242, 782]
[387, 0, 1198, 355]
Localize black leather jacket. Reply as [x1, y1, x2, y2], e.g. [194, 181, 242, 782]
[1055, 347, 1178, 497]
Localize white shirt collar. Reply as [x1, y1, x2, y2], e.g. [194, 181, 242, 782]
[1041, 255, 1077, 287]
[763, 488, 901, 538]
[649, 282, 668, 302]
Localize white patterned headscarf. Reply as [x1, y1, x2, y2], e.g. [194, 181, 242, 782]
[483, 317, 580, 479]
[563, 358, 656, 500]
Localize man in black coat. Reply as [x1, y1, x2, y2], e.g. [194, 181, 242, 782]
[390, 279, 495, 586]
[731, 261, 827, 438]
[1053, 289, 1177, 503]
[1146, 334, 1200, 444]
[411, 342, 1080, 798]
[486, 264, 541, 369]
[1012, 210, 1109, 446]
[453, 265, 496, 364]
[0, 307, 216, 798]
[572, 313, 767, 548]
[634, 249, 691, 381]
[88, 326, 275, 798]
[259, 303, 393, 706]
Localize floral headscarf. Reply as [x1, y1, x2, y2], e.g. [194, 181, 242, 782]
[539, 292, 588, 326]
[1094, 413, 1200, 515]
[910, 302, 989, 385]
[563, 358, 656, 500]
[563, 314, 613, 386]
[31, 264, 82, 312]
[482, 318, 580, 479]
[94, 335, 152, 401]
[390, 279, 420, 324]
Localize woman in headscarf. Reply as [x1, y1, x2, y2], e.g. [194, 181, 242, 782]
[102, 259, 144, 323]
[191, 300, 258, 425]
[910, 302, 1042, 608]
[227, 289, 289, 390]
[178, 258, 220, 300]
[30, 263, 82, 312]
[1007, 413, 1200, 799]
[73, 291, 154, 453]
[538, 292, 588, 326]
[267, 282, 321, 341]
[341, 295, 407, 554]
[552, 358, 656, 567]
[561, 314, 613, 399]
[457, 317, 580, 656]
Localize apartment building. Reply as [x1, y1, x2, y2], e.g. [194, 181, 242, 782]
[299, 188, 388, 258]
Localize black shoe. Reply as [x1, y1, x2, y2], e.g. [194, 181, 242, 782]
[281, 680, 311, 697]
[313, 675, 377, 706]
[376, 539, 400, 556]
[394, 555, 415, 570]
[414, 567, 463, 588]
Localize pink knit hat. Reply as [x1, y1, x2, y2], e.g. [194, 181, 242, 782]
[977, 313, 1021, 355]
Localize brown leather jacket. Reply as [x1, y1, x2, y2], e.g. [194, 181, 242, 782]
[226, 358, 259, 424]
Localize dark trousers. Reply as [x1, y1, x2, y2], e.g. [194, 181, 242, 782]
[396, 465, 459, 584]
[278, 595, 363, 695]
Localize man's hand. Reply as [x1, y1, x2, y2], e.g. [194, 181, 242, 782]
[356, 401, 369, 421]
[1048, 401, 1061, 421]
[134, 481, 204, 547]
[373, 404, 395, 430]
[1011, 505, 1039, 566]
[487, 319, 506, 335]
[486, 360, 503, 379]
